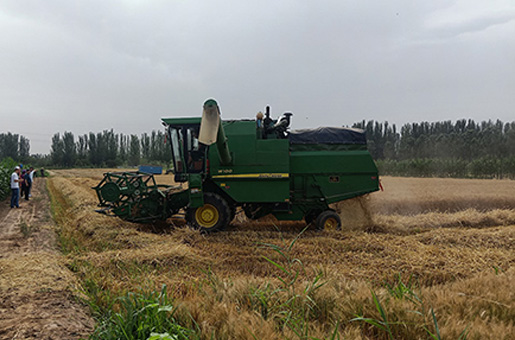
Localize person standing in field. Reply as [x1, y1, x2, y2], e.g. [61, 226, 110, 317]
[10, 166, 21, 208]
[27, 166, 34, 198]
[21, 169, 31, 201]
[20, 170, 28, 201]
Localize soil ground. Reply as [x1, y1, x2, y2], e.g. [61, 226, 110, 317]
[0, 178, 93, 340]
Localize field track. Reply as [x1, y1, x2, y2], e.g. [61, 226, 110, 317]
[0, 178, 93, 339]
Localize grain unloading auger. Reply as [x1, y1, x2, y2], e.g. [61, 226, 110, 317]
[93, 99, 380, 231]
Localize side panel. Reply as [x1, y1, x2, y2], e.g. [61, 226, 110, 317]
[290, 149, 379, 204]
[290, 149, 378, 174]
[212, 177, 290, 203]
[209, 121, 290, 203]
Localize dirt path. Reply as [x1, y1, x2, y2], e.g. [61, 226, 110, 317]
[0, 179, 93, 340]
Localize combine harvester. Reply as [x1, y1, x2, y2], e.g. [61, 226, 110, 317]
[93, 99, 379, 232]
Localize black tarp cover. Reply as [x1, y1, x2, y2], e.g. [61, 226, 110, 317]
[289, 127, 366, 145]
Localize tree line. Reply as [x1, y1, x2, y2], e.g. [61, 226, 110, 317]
[0, 133, 30, 162]
[353, 119, 515, 178]
[0, 133, 30, 200]
[4, 118, 515, 178]
[50, 130, 172, 167]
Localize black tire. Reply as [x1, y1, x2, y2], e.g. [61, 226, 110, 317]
[186, 193, 231, 233]
[315, 210, 341, 231]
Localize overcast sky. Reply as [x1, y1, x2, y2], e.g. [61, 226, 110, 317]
[1, 0, 514, 154]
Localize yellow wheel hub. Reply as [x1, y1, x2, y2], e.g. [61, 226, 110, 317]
[324, 217, 339, 230]
[195, 204, 219, 228]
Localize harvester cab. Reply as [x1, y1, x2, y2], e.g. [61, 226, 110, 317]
[93, 99, 379, 232]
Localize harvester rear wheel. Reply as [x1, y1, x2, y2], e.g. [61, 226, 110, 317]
[186, 193, 230, 233]
[316, 210, 341, 231]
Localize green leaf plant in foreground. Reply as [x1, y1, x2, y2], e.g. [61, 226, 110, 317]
[87, 285, 194, 340]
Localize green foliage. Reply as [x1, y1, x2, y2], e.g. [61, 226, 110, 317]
[426, 308, 442, 340]
[351, 290, 394, 340]
[492, 266, 505, 275]
[129, 134, 141, 166]
[51, 133, 65, 166]
[355, 119, 515, 178]
[50, 130, 171, 168]
[0, 133, 30, 161]
[147, 333, 179, 340]
[377, 157, 515, 179]
[0, 165, 11, 200]
[0, 157, 17, 200]
[87, 284, 194, 340]
[62, 131, 77, 167]
[354, 119, 513, 161]
[384, 274, 420, 304]
[1, 132, 49, 167]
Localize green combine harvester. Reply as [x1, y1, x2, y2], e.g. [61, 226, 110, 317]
[93, 99, 379, 232]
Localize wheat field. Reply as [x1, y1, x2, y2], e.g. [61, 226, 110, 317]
[48, 170, 514, 339]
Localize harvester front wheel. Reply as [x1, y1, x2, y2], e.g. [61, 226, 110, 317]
[186, 193, 230, 233]
[316, 210, 341, 231]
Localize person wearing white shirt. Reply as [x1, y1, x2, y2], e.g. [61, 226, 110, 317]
[10, 166, 21, 208]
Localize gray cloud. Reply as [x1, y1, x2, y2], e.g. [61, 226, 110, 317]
[1, 0, 514, 154]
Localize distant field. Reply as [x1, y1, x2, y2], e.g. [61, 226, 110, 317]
[370, 176, 515, 214]
[49, 170, 514, 339]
